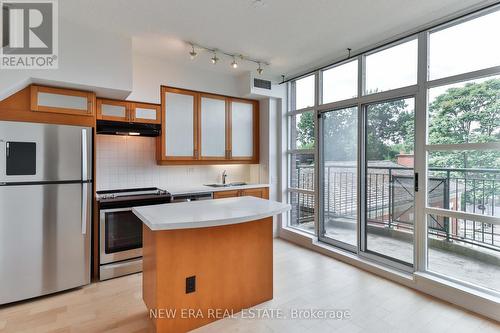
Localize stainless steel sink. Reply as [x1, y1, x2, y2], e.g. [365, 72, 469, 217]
[204, 182, 247, 188]
[204, 183, 229, 188]
[229, 182, 247, 186]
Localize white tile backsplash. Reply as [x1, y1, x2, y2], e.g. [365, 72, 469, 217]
[96, 135, 256, 191]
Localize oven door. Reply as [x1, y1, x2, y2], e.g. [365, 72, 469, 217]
[100, 207, 143, 265]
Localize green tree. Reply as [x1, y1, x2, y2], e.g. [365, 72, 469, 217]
[323, 107, 357, 161]
[295, 111, 314, 149]
[428, 78, 500, 169]
[366, 99, 413, 161]
[295, 79, 500, 168]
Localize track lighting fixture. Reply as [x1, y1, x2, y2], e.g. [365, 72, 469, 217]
[185, 41, 269, 71]
[189, 44, 197, 59]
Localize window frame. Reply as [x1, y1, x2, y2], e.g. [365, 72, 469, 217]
[320, 58, 359, 105]
[285, 4, 500, 299]
[363, 35, 419, 96]
[287, 73, 318, 234]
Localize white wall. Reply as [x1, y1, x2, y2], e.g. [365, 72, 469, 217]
[128, 53, 242, 103]
[95, 135, 254, 191]
[95, 53, 266, 192]
[0, 18, 133, 100]
[0, 16, 287, 213]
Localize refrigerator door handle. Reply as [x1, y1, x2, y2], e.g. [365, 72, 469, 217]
[81, 182, 88, 235]
[81, 129, 88, 181]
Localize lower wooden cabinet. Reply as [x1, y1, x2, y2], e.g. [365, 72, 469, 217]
[213, 190, 240, 199]
[240, 188, 268, 199]
[213, 187, 269, 200]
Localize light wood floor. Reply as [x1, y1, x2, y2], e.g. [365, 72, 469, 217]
[0, 239, 498, 333]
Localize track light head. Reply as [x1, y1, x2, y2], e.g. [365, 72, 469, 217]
[211, 52, 219, 64]
[189, 44, 197, 59]
[257, 63, 263, 75]
[231, 57, 238, 69]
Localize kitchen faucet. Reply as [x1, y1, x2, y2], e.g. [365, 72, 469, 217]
[222, 170, 228, 185]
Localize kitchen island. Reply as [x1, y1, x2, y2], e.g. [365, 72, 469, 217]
[133, 196, 290, 333]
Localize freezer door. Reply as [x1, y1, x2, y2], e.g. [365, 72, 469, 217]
[0, 182, 91, 305]
[0, 121, 92, 183]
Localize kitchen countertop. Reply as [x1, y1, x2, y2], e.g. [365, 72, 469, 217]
[133, 196, 290, 231]
[167, 183, 270, 196]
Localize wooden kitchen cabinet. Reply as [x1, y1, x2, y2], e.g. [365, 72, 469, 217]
[213, 190, 240, 199]
[229, 98, 259, 163]
[97, 99, 129, 122]
[240, 187, 268, 199]
[160, 87, 199, 161]
[158, 86, 259, 165]
[97, 99, 161, 124]
[31, 85, 95, 117]
[130, 102, 161, 124]
[199, 93, 227, 160]
[213, 187, 269, 200]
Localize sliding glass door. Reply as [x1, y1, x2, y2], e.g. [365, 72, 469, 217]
[318, 97, 416, 266]
[319, 107, 358, 250]
[362, 98, 415, 267]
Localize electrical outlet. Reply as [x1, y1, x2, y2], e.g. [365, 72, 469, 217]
[186, 276, 196, 294]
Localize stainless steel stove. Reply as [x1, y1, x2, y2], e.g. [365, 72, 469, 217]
[96, 187, 171, 280]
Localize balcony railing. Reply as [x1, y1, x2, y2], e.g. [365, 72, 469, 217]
[292, 164, 500, 252]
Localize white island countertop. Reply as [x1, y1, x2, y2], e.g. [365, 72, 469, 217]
[133, 196, 291, 231]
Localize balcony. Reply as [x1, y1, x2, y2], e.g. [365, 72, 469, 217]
[290, 163, 500, 292]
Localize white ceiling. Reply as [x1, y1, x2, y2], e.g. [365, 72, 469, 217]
[61, 0, 494, 80]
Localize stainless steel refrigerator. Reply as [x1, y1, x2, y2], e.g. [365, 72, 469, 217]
[0, 121, 92, 305]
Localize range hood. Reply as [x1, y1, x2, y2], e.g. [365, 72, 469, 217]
[96, 120, 161, 137]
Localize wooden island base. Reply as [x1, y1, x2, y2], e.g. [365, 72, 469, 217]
[142, 217, 273, 333]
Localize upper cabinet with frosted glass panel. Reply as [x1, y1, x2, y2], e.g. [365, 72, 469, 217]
[199, 94, 227, 160]
[97, 98, 161, 123]
[229, 98, 259, 161]
[158, 86, 259, 165]
[160, 87, 198, 162]
[31, 85, 95, 116]
[130, 102, 161, 124]
[97, 99, 129, 122]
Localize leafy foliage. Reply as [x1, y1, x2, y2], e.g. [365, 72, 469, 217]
[428, 78, 500, 169]
[366, 99, 414, 161]
[323, 107, 357, 161]
[296, 79, 500, 169]
[295, 112, 314, 149]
